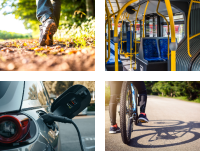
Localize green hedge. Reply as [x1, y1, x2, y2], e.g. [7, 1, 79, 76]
[0, 30, 32, 39]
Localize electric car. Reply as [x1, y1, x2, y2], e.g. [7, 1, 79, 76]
[0, 81, 91, 151]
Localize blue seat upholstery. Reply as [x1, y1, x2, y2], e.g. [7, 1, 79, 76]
[126, 31, 134, 53]
[159, 39, 171, 60]
[106, 52, 122, 65]
[143, 39, 164, 62]
[106, 40, 122, 65]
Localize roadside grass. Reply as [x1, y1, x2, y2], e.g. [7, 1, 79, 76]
[158, 95, 200, 103]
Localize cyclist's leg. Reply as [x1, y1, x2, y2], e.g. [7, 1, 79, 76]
[109, 81, 123, 133]
[131, 81, 149, 123]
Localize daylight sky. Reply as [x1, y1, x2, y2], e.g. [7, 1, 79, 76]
[0, 7, 32, 34]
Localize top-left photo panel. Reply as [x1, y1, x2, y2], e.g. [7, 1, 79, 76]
[0, 0, 95, 71]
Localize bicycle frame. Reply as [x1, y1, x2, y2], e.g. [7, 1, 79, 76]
[131, 83, 137, 113]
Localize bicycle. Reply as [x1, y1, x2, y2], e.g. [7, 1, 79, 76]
[119, 81, 139, 144]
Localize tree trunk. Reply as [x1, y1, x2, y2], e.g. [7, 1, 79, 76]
[86, 0, 95, 17]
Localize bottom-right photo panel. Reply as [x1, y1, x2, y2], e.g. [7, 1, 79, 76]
[105, 81, 200, 151]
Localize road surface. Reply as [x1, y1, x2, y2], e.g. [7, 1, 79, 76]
[105, 95, 200, 151]
[59, 112, 95, 151]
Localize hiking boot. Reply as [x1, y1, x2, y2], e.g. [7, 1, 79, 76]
[138, 113, 149, 123]
[39, 18, 57, 46]
[109, 124, 120, 134]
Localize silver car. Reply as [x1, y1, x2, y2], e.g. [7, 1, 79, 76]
[0, 81, 91, 151]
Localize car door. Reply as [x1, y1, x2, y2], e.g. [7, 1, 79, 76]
[37, 82, 60, 151]
[21, 81, 60, 151]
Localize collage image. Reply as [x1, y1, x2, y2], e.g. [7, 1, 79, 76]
[0, 0, 200, 151]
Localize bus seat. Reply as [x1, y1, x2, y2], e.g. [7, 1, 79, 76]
[143, 39, 165, 62]
[158, 38, 171, 60]
[106, 52, 122, 65]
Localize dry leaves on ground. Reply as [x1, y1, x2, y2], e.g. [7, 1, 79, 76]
[0, 39, 95, 71]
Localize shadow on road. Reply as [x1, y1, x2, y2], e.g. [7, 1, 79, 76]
[128, 120, 200, 148]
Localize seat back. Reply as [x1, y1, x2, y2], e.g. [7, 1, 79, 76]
[143, 39, 159, 59]
[158, 38, 171, 60]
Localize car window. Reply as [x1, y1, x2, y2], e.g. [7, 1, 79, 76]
[37, 81, 49, 106]
[0, 81, 24, 113]
[22, 81, 48, 109]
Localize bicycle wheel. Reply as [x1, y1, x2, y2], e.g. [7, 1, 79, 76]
[120, 81, 133, 144]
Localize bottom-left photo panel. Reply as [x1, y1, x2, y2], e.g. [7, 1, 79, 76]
[0, 81, 95, 151]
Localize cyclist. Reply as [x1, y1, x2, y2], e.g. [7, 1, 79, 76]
[109, 81, 149, 134]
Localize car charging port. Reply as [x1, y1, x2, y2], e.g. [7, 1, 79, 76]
[67, 98, 77, 109]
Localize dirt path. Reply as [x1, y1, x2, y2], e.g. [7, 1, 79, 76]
[0, 39, 95, 71]
[105, 95, 200, 151]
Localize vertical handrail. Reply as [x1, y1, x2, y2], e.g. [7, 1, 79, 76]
[127, 14, 133, 70]
[142, 1, 149, 38]
[134, 5, 141, 70]
[114, 0, 139, 71]
[187, 0, 200, 58]
[105, 1, 111, 62]
[156, 0, 170, 60]
[164, 0, 176, 71]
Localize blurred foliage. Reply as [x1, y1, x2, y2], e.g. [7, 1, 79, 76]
[43, 81, 95, 96]
[43, 81, 74, 96]
[54, 17, 95, 48]
[0, 30, 32, 39]
[149, 81, 200, 100]
[87, 103, 95, 111]
[73, 81, 95, 92]
[28, 84, 37, 100]
[105, 82, 200, 106]
[0, 0, 95, 37]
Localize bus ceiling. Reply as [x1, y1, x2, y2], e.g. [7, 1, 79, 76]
[106, 0, 187, 21]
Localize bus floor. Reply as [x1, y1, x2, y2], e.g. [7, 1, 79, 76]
[120, 55, 135, 71]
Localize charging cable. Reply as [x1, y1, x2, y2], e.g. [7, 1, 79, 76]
[41, 114, 84, 151]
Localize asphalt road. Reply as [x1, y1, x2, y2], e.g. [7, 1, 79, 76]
[59, 112, 95, 151]
[105, 95, 200, 151]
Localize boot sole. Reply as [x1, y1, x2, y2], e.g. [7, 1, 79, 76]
[40, 20, 57, 46]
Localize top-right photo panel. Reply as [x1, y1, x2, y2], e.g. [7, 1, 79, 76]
[105, 0, 199, 71]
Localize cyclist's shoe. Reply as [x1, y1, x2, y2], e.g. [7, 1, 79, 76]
[138, 113, 149, 123]
[109, 124, 120, 134]
[39, 18, 57, 46]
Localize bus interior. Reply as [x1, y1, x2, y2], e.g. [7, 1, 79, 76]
[105, 0, 200, 71]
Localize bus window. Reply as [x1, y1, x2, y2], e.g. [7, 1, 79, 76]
[149, 17, 153, 37]
[162, 15, 185, 43]
[153, 16, 157, 37]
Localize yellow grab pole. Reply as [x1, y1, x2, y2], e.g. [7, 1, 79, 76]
[156, 0, 170, 60]
[134, 5, 141, 70]
[127, 14, 133, 69]
[116, 0, 120, 11]
[105, 1, 111, 62]
[120, 19, 123, 54]
[187, 0, 193, 57]
[114, 0, 138, 71]
[142, 1, 149, 38]
[164, 0, 176, 71]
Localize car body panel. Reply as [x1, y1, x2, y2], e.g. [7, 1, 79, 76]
[0, 81, 61, 151]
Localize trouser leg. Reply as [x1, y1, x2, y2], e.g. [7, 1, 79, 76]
[131, 81, 147, 113]
[51, 0, 61, 27]
[109, 94, 120, 125]
[36, 0, 54, 23]
[109, 81, 123, 125]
